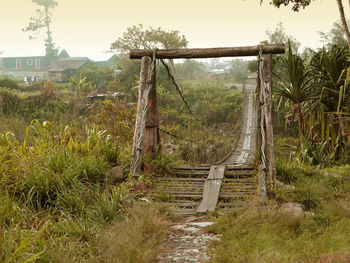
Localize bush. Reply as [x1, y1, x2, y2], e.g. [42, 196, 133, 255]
[0, 77, 20, 90]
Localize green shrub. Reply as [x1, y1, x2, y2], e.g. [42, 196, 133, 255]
[0, 77, 20, 90]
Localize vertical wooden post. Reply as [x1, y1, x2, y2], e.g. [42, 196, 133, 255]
[131, 56, 151, 172]
[143, 59, 159, 156]
[262, 54, 276, 187]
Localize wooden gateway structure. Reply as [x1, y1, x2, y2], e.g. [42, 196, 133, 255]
[129, 44, 285, 210]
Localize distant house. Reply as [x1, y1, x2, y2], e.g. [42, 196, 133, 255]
[1, 56, 50, 72]
[48, 57, 90, 82]
[0, 50, 70, 73]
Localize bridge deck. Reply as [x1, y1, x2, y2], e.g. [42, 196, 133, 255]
[151, 86, 258, 216]
[220, 87, 257, 165]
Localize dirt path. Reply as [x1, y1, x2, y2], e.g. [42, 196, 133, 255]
[157, 216, 220, 262]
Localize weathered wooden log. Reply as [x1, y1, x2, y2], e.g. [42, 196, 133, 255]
[130, 44, 285, 59]
[262, 54, 276, 187]
[143, 60, 159, 156]
[130, 56, 151, 172]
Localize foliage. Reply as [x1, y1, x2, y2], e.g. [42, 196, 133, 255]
[87, 100, 135, 146]
[275, 41, 312, 133]
[175, 59, 207, 79]
[0, 81, 67, 123]
[97, 203, 170, 263]
[111, 24, 188, 52]
[157, 79, 243, 164]
[263, 0, 313, 11]
[320, 21, 348, 48]
[263, 22, 301, 53]
[0, 77, 20, 90]
[0, 121, 140, 262]
[75, 62, 115, 88]
[114, 54, 141, 93]
[70, 76, 94, 98]
[210, 160, 350, 262]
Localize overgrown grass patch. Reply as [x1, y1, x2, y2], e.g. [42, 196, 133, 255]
[97, 203, 170, 263]
[209, 205, 350, 263]
[210, 161, 350, 263]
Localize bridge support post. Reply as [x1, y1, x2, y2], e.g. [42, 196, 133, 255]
[262, 54, 276, 188]
[131, 56, 159, 173]
[143, 58, 159, 162]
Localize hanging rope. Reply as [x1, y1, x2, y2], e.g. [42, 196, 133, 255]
[160, 59, 206, 126]
[258, 45, 268, 196]
[132, 49, 158, 178]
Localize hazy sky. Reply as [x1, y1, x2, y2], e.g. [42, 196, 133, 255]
[0, 0, 347, 60]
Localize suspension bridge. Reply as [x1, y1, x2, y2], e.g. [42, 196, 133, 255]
[129, 44, 285, 215]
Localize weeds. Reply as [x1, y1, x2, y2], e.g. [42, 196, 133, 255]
[97, 203, 170, 263]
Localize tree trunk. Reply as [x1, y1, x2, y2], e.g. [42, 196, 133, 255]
[336, 0, 350, 48]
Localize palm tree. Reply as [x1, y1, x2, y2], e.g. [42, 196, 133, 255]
[275, 41, 313, 134]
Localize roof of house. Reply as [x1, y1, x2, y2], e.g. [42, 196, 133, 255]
[95, 54, 116, 67]
[48, 57, 90, 72]
[87, 89, 123, 98]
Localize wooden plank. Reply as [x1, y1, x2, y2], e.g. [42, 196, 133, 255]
[130, 44, 285, 59]
[173, 166, 211, 170]
[197, 165, 226, 213]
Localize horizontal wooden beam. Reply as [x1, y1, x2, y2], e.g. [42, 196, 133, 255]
[129, 44, 285, 59]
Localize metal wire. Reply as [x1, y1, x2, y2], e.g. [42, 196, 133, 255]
[132, 49, 157, 178]
[160, 59, 206, 126]
[258, 45, 268, 195]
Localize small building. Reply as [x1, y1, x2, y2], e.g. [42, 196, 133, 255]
[0, 50, 70, 73]
[48, 57, 90, 82]
[1, 56, 50, 72]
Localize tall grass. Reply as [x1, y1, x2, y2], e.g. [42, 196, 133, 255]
[209, 161, 350, 263]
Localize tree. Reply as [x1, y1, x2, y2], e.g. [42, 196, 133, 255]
[263, 0, 312, 11]
[111, 25, 189, 93]
[261, 0, 350, 48]
[336, 0, 350, 48]
[23, 0, 58, 60]
[110, 24, 188, 52]
[275, 42, 313, 134]
[175, 59, 206, 79]
[76, 62, 115, 88]
[262, 22, 300, 53]
[319, 21, 348, 47]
